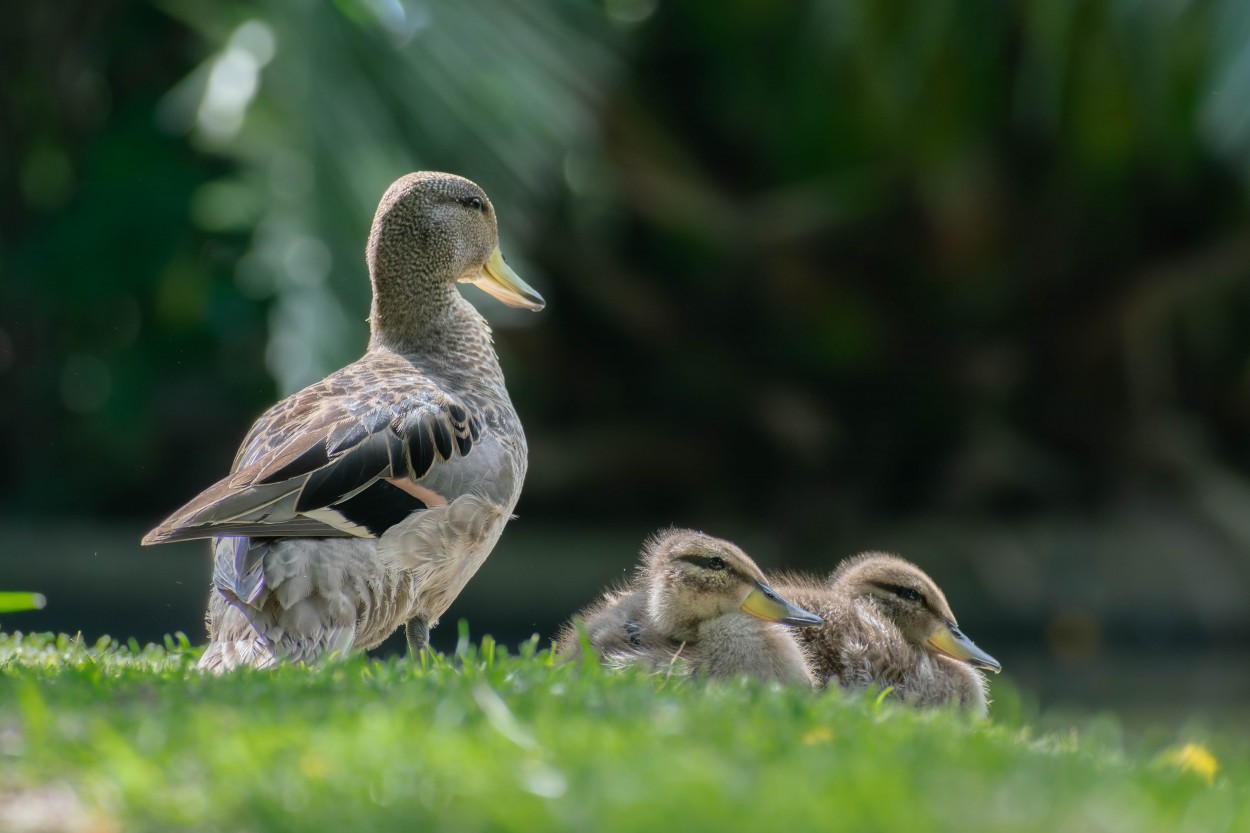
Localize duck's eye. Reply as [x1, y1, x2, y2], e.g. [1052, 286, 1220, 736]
[707, 556, 727, 571]
[459, 196, 485, 212]
[896, 587, 921, 602]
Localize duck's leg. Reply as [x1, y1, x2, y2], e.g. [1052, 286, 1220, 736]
[405, 617, 429, 655]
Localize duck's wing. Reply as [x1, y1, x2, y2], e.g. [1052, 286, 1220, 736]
[141, 371, 488, 546]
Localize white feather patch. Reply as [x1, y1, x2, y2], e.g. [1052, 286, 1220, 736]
[304, 508, 377, 538]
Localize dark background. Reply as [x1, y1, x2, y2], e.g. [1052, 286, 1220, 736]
[3, 0, 1250, 726]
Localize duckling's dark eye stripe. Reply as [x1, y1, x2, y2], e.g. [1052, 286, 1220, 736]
[872, 582, 927, 606]
[677, 553, 732, 573]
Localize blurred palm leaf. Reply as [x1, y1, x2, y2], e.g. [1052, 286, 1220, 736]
[161, 0, 620, 391]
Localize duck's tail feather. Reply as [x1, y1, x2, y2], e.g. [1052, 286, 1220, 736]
[199, 587, 279, 673]
[198, 637, 278, 672]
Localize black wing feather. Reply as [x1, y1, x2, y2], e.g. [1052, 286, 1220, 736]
[332, 480, 427, 536]
[295, 433, 392, 512]
[407, 422, 436, 478]
[326, 420, 370, 455]
[256, 441, 330, 485]
[430, 417, 453, 460]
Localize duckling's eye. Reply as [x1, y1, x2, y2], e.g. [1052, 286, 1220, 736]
[707, 556, 727, 571]
[459, 196, 485, 212]
[872, 581, 927, 605]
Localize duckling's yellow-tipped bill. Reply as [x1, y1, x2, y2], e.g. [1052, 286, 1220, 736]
[928, 622, 1001, 673]
[467, 247, 545, 310]
[740, 582, 823, 627]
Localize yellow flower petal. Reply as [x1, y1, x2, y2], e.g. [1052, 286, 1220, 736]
[1160, 743, 1219, 785]
[299, 751, 332, 780]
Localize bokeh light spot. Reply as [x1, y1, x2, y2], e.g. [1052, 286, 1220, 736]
[195, 20, 276, 142]
[191, 181, 262, 231]
[282, 237, 332, 288]
[605, 0, 658, 26]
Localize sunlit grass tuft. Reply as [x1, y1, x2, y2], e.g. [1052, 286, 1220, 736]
[0, 592, 46, 613]
[1, 630, 1246, 833]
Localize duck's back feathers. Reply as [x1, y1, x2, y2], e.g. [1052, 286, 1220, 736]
[142, 353, 500, 546]
[767, 576, 844, 682]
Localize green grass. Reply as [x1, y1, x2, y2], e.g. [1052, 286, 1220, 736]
[0, 630, 1245, 833]
[0, 593, 45, 613]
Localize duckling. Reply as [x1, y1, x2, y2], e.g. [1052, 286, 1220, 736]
[142, 172, 544, 671]
[773, 552, 1001, 716]
[557, 529, 823, 686]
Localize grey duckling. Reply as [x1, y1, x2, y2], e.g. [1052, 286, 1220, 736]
[143, 172, 544, 671]
[557, 529, 823, 686]
[774, 552, 1001, 716]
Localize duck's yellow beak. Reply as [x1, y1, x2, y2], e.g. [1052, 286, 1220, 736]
[466, 247, 545, 311]
[740, 582, 823, 627]
[927, 622, 1001, 673]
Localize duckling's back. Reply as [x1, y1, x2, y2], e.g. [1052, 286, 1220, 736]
[556, 587, 659, 660]
[767, 578, 847, 683]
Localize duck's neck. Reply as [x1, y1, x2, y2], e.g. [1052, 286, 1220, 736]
[647, 587, 701, 643]
[695, 612, 765, 647]
[661, 615, 701, 645]
[368, 279, 503, 382]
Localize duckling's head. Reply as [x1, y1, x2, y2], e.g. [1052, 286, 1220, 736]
[641, 528, 822, 641]
[832, 552, 1001, 673]
[367, 172, 544, 335]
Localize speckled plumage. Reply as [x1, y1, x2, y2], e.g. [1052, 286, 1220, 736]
[557, 529, 820, 686]
[142, 172, 543, 671]
[774, 553, 999, 717]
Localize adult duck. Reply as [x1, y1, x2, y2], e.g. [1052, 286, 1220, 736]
[143, 172, 544, 670]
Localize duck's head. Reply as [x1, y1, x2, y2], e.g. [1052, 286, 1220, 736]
[367, 171, 545, 314]
[642, 528, 823, 640]
[832, 552, 1001, 673]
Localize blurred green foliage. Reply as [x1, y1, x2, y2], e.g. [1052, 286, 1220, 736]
[535, 0, 1250, 532]
[3, 0, 1250, 559]
[0, 2, 271, 514]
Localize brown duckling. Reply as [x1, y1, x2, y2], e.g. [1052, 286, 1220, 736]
[774, 552, 1001, 716]
[557, 529, 823, 686]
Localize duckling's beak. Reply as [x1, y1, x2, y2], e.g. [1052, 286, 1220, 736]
[740, 582, 824, 627]
[467, 247, 545, 310]
[927, 622, 1001, 673]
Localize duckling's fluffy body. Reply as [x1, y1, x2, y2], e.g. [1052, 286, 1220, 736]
[143, 172, 544, 671]
[558, 529, 819, 686]
[775, 553, 997, 716]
